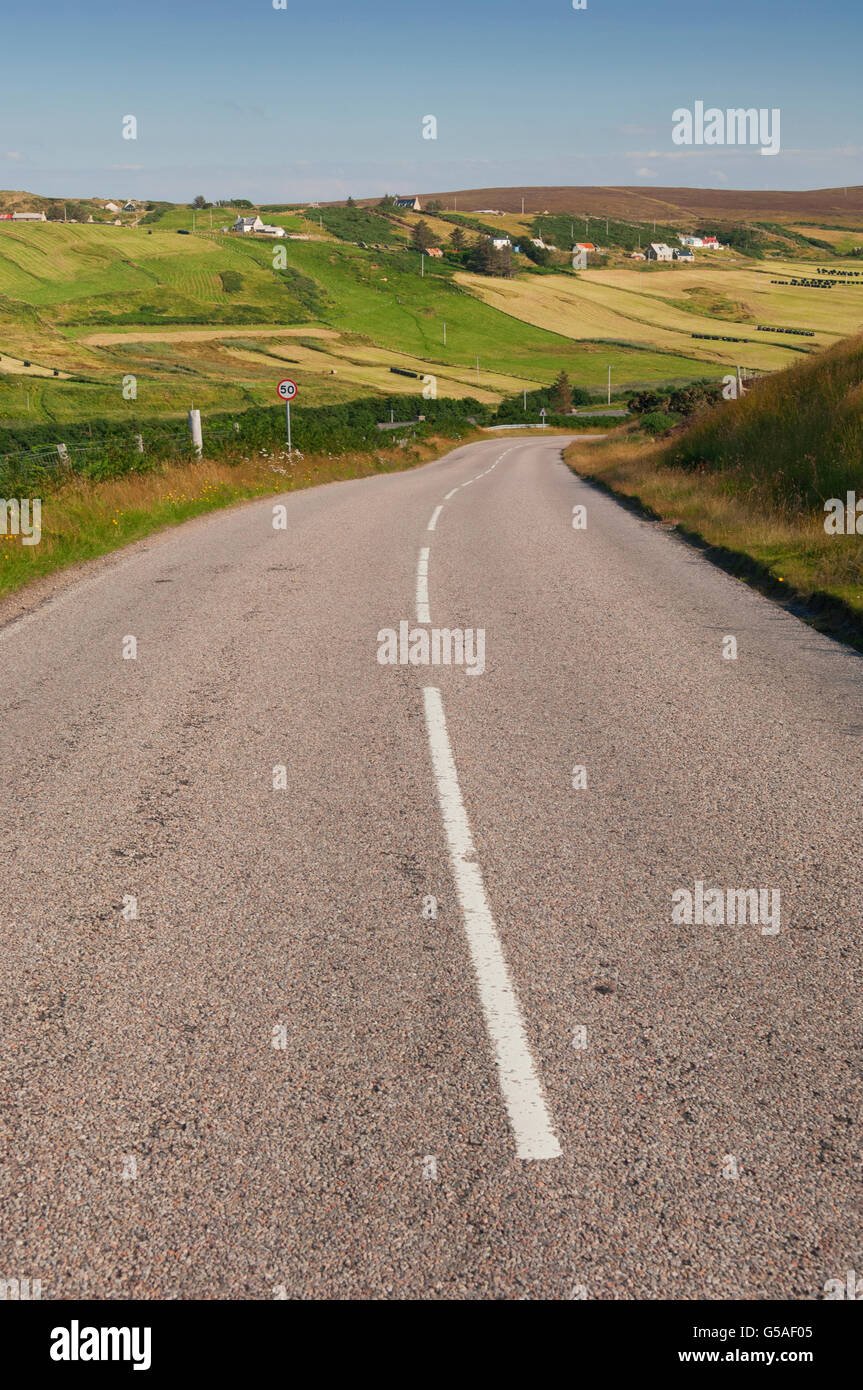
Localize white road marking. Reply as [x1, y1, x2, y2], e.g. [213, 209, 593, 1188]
[422, 686, 561, 1162]
[444, 487, 459, 501]
[416, 546, 431, 623]
[427, 505, 443, 532]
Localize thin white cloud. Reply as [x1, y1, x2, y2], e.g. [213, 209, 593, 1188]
[6, 151, 23, 161]
[635, 167, 656, 178]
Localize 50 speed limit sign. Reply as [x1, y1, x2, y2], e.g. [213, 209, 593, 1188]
[277, 378, 298, 401]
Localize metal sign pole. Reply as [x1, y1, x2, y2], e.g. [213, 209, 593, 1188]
[286, 400, 292, 455]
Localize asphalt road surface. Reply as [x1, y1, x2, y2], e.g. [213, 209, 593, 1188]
[1, 434, 860, 1300]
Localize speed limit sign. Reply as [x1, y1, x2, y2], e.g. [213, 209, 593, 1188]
[277, 379, 298, 453]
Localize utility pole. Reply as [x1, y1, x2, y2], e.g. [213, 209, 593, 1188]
[607, 365, 612, 405]
[192, 209, 196, 231]
[421, 252, 424, 278]
[475, 356, 479, 384]
[521, 196, 525, 215]
[523, 388, 527, 412]
[443, 321, 446, 346]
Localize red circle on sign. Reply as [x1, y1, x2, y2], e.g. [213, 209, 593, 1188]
[277, 378, 298, 401]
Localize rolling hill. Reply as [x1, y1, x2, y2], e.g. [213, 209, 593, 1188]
[2, 184, 862, 427]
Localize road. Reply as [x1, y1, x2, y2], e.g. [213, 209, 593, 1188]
[1, 433, 860, 1300]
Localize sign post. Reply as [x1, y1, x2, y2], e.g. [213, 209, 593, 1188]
[540, 407, 547, 428]
[277, 378, 298, 455]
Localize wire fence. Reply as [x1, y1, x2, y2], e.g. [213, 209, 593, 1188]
[0, 418, 243, 491]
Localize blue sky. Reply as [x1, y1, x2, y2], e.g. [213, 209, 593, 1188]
[3, 0, 861, 202]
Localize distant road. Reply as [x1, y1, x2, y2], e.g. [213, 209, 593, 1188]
[1, 434, 860, 1299]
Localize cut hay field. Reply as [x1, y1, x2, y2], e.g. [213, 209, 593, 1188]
[458, 256, 863, 370]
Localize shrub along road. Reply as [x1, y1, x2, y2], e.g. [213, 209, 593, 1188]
[0, 435, 859, 1298]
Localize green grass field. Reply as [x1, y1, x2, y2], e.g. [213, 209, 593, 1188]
[1, 209, 861, 427]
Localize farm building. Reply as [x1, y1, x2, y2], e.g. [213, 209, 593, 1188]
[104, 202, 120, 213]
[122, 200, 136, 212]
[673, 247, 695, 261]
[646, 242, 674, 261]
[426, 246, 443, 258]
[12, 211, 46, 222]
[490, 237, 511, 250]
[679, 235, 703, 247]
[234, 214, 265, 233]
[394, 197, 422, 211]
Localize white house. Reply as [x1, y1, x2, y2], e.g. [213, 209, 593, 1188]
[122, 200, 136, 212]
[673, 247, 695, 261]
[394, 196, 421, 211]
[646, 242, 674, 261]
[233, 213, 284, 237]
[12, 211, 46, 221]
[491, 237, 511, 250]
[104, 202, 120, 213]
[679, 235, 703, 248]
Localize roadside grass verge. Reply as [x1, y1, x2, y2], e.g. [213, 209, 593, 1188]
[564, 432, 863, 649]
[0, 432, 481, 599]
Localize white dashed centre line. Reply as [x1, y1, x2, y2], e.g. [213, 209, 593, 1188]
[422, 686, 562, 1162]
[415, 546, 431, 623]
[427, 505, 443, 532]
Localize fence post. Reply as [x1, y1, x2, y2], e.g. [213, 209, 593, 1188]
[134, 433, 144, 454]
[188, 408, 203, 458]
[56, 443, 69, 466]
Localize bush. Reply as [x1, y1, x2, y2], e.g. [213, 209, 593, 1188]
[640, 411, 678, 435]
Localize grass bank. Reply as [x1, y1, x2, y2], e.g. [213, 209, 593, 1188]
[564, 334, 863, 648]
[564, 435, 863, 646]
[0, 431, 482, 600]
